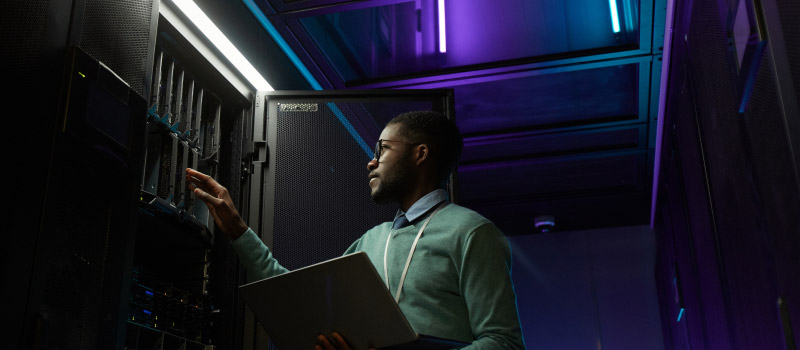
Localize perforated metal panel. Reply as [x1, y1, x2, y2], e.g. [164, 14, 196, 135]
[40, 192, 108, 348]
[777, 0, 800, 111]
[2, 0, 49, 77]
[271, 104, 405, 270]
[679, 0, 796, 347]
[742, 9, 800, 346]
[34, 47, 148, 349]
[79, 0, 155, 97]
[263, 91, 453, 271]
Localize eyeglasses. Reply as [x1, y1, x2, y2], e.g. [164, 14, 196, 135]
[373, 139, 420, 162]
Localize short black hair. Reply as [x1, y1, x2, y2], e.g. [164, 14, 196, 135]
[387, 110, 463, 183]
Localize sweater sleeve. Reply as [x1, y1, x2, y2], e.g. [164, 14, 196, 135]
[342, 234, 364, 255]
[230, 228, 290, 282]
[459, 223, 525, 350]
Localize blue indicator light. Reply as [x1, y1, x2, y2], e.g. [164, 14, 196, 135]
[145, 291, 153, 296]
[143, 310, 152, 315]
[677, 308, 685, 322]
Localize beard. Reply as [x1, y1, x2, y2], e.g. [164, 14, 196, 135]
[370, 153, 412, 204]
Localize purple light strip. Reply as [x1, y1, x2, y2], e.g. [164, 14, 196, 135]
[416, 1, 422, 58]
[438, 0, 446, 53]
[351, 48, 646, 89]
[650, 0, 676, 228]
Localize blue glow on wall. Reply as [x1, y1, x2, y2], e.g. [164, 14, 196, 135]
[242, 0, 373, 158]
[609, 0, 621, 33]
[242, 0, 322, 90]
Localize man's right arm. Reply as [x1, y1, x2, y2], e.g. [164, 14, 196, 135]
[186, 168, 288, 281]
[230, 228, 289, 281]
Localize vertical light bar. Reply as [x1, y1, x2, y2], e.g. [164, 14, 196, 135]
[609, 0, 621, 33]
[172, 0, 273, 91]
[438, 0, 447, 53]
[415, 3, 422, 59]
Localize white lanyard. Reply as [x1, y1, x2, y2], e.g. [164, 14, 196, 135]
[383, 203, 445, 303]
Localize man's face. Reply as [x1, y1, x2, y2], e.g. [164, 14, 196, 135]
[368, 123, 415, 204]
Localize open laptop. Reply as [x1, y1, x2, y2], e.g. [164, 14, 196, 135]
[238, 251, 469, 349]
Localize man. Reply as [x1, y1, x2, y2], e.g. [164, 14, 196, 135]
[186, 111, 524, 349]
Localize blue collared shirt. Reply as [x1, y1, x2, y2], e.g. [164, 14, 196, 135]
[392, 189, 448, 228]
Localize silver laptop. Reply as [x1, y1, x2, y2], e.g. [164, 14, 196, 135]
[238, 251, 468, 349]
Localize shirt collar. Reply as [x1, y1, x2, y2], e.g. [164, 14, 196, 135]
[393, 189, 448, 225]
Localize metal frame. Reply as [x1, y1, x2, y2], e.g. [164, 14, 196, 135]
[404, 56, 655, 146]
[725, 0, 767, 113]
[650, 0, 676, 227]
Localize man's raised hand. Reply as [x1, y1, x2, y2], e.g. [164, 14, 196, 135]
[186, 168, 248, 239]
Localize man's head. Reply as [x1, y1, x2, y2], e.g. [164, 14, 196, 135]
[367, 111, 463, 207]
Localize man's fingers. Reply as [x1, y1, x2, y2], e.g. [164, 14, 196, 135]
[317, 335, 335, 350]
[185, 167, 209, 179]
[186, 168, 220, 190]
[332, 332, 351, 350]
[192, 187, 223, 207]
[186, 174, 212, 190]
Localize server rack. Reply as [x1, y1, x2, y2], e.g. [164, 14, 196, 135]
[4, 0, 160, 348]
[127, 46, 221, 349]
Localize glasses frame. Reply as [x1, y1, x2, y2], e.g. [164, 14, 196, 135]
[373, 139, 420, 162]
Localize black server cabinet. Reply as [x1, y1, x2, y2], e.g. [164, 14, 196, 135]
[3, 0, 159, 348]
[28, 46, 148, 350]
[653, 0, 800, 348]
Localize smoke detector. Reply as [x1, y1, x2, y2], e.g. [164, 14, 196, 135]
[534, 215, 555, 233]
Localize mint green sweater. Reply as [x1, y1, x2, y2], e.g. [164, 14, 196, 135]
[231, 203, 524, 349]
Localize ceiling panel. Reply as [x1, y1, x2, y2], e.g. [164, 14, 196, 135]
[454, 62, 641, 135]
[458, 151, 648, 203]
[461, 124, 646, 164]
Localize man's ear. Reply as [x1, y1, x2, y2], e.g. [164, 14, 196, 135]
[414, 143, 429, 166]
